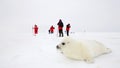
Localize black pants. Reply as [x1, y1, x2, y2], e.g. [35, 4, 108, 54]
[59, 30, 64, 37]
[66, 30, 69, 36]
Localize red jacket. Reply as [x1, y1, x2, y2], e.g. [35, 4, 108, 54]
[58, 26, 63, 30]
[66, 24, 70, 31]
[50, 26, 55, 32]
[33, 25, 38, 34]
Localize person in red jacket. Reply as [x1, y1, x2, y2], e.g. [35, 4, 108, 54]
[57, 19, 64, 37]
[66, 23, 71, 36]
[50, 25, 55, 34]
[33, 24, 38, 36]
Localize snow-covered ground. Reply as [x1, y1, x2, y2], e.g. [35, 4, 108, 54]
[0, 32, 120, 68]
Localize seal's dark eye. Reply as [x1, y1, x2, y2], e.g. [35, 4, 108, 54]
[62, 42, 65, 45]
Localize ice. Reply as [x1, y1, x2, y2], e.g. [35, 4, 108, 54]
[0, 32, 120, 68]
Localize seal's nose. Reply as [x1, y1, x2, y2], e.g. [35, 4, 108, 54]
[56, 45, 60, 49]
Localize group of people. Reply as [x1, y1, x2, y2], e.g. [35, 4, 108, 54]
[33, 19, 71, 37]
[57, 19, 71, 37]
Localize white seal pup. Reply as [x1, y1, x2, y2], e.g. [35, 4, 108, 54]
[56, 37, 111, 63]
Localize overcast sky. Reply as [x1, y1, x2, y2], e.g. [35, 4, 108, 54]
[0, 0, 120, 32]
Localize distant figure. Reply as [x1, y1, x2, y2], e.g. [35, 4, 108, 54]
[50, 25, 55, 34]
[33, 24, 38, 36]
[57, 19, 64, 37]
[66, 23, 71, 36]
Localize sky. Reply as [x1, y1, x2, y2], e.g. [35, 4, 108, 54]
[0, 0, 120, 33]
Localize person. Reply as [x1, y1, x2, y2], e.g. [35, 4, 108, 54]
[57, 19, 64, 37]
[50, 25, 55, 34]
[66, 23, 71, 36]
[33, 24, 38, 36]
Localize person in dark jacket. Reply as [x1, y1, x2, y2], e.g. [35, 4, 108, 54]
[57, 19, 64, 37]
[66, 23, 71, 36]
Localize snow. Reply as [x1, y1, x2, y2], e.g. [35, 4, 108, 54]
[0, 0, 120, 68]
[0, 32, 120, 68]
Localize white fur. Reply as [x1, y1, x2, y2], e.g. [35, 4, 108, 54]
[57, 37, 111, 63]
